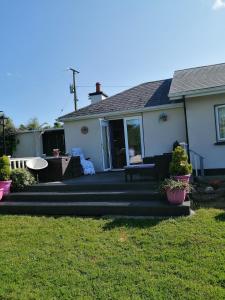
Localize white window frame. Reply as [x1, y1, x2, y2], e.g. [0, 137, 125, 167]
[215, 104, 225, 142]
[99, 119, 112, 171]
[123, 116, 144, 166]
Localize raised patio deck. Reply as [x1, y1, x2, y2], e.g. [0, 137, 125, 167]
[0, 172, 191, 217]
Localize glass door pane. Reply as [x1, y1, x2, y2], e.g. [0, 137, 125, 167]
[124, 118, 143, 165]
[100, 120, 111, 170]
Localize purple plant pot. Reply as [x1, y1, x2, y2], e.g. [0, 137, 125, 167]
[0, 180, 12, 196]
[0, 188, 3, 201]
[166, 189, 186, 205]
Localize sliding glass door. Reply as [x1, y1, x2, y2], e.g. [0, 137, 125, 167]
[124, 116, 144, 165]
[100, 119, 112, 170]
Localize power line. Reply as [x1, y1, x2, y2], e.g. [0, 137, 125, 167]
[77, 85, 133, 88]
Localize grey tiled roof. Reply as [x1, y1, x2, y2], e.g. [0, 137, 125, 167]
[59, 79, 172, 120]
[169, 63, 225, 98]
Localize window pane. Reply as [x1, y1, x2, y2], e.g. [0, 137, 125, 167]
[218, 106, 225, 139]
[126, 119, 142, 164]
[102, 124, 110, 169]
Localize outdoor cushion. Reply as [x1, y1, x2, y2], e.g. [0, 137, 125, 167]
[71, 148, 95, 175]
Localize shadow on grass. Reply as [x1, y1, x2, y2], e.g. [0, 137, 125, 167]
[103, 217, 164, 230]
[215, 211, 225, 222]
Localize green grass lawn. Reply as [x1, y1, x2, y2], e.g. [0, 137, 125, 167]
[0, 209, 225, 300]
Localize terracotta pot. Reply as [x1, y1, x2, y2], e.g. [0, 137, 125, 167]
[0, 180, 12, 196]
[0, 188, 3, 201]
[166, 188, 186, 205]
[53, 149, 60, 158]
[173, 174, 191, 183]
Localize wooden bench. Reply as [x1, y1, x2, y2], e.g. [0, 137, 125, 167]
[124, 164, 156, 182]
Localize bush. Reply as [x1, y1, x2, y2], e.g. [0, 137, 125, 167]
[10, 168, 36, 192]
[160, 178, 190, 193]
[169, 146, 192, 176]
[0, 155, 11, 181]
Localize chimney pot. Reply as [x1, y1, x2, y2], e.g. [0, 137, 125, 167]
[96, 82, 101, 93]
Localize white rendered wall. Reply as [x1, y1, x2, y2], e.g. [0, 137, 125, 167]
[143, 107, 186, 157]
[64, 118, 103, 171]
[186, 93, 225, 169]
[13, 131, 43, 158]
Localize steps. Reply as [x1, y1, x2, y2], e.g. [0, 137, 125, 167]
[0, 181, 191, 217]
[24, 182, 155, 192]
[4, 190, 162, 202]
[0, 200, 191, 217]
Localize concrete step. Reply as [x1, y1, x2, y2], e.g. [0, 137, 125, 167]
[25, 182, 156, 192]
[4, 190, 162, 202]
[0, 200, 191, 217]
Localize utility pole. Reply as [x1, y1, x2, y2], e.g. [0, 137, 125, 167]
[68, 68, 79, 111]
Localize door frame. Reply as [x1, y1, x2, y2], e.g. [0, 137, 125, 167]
[99, 119, 112, 171]
[123, 116, 144, 166]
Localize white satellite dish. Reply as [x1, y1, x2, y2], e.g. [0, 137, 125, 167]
[26, 158, 48, 170]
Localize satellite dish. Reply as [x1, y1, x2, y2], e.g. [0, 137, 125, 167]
[26, 158, 48, 170]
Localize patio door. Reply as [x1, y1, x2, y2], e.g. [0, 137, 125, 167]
[124, 116, 144, 165]
[100, 119, 112, 171]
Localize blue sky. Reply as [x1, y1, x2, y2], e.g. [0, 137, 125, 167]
[1, 0, 225, 127]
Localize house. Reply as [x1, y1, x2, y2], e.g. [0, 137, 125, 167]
[58, 63, 225, 175]
[13, 128, 65, 158]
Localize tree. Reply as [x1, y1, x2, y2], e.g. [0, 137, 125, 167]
[53, 121, 63, 128]
[0, 117, 17, 156]
[18, 124, 27, 131]
[26, 118, 40, 130]
[19, 118, 51, 131]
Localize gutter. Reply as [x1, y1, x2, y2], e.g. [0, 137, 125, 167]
[58, 103, 183, 122]
[169, 85, 225, 101]
[183, 95, 190, 161]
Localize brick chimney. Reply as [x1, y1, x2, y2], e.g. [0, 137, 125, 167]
[89, 82, 108, 104]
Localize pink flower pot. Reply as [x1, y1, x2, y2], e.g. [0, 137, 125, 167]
[0, 188, 3, 201]
[173, 174, 191, 183]
[0, 180, 12, 196]
[53, 149, 60, 158]
[166, 189, 186, 205]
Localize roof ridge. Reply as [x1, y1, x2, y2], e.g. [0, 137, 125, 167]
[59, 79, 172, 119]
[96, 78, 171, 102]
[175, 62, 225, 73]
[58, 78, 172, 120]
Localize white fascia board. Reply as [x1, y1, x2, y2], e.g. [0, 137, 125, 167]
[59, 103, 183, 123]
[169, 85, 225, 100]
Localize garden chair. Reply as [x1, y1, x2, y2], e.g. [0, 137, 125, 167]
[71, 148, 95, 175]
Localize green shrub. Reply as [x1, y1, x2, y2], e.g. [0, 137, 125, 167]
[169, 146, 192, 176]
[0, 155, 11, 181]
[10, 168, 36, 192]
[160, 178, 191, 193]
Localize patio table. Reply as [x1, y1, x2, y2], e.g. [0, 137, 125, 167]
[124, 164, 156, 182]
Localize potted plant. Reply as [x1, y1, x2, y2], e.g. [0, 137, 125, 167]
[53, 149, 60, 157]
[169, 146, 192, 182]
[0, 188, 3, 201]
[160, 178, 190, 205]
[0, 155, 12, 196]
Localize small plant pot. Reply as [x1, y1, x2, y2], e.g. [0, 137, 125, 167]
[173, 174, 191, 183]
[53, 149, 60, 158]
[0, 188, 3, 201]
[0, 180, 12, 196]
[166, 188, 186, 205]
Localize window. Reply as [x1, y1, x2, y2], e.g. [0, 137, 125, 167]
[215, 104, 225, 141]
